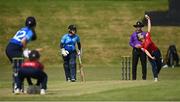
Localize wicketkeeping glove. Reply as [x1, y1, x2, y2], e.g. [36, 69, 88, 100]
[61, 48, 69, 56]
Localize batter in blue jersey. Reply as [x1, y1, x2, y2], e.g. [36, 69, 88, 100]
[6, 16, 37, 62]
[60, 24, 81, 82]
[5, 16, 37, 93]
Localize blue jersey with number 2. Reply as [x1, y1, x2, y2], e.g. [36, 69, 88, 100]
[9, 27, 33, 47]
[61, 34, 80, 52]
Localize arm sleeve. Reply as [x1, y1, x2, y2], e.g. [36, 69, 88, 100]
[129, 35, 135, 48]
[77, 42, 81, 50]
[60, 35, 66, 49]
[77, 35, 80, 43]
[31, 29, 37, 41]
[25, 30, 33, 42]
[60, 43, 63, 49]
[77, 35, 81, 50]
[61, 35, 66, 43]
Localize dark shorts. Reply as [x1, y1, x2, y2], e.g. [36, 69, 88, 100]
[6, 43, 23, 63]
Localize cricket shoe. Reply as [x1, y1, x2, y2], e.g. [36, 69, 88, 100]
[14, 88, 20, 95]
[67, 80, 71, 82]
[67, 78, 71, 82]
[162, 64, 168, 68]
[71, 79, 76, 82]
[40, 89, 46, 95]
[154, 78, 158, 82]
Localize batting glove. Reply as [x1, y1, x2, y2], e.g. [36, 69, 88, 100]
[61, 48, 69, 56]
[23, 48, 31, 58]
[77, 50, 81, 56]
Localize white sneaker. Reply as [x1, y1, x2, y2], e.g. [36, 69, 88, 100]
[67, 80, 71, 82]
[71, 79, 76, 82]
[154, 78, 158, 82]
[40, 89, 46, 95]
[162, 64, 168, 68]
[67, 78, 71, 82]
[14, 88, 20, 94]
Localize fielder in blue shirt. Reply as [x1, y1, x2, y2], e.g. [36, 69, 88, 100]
[5, 16, 37, 93]
[60, 24, 81, 82]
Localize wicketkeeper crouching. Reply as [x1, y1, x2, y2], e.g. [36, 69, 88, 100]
[15, 50, 48, 95]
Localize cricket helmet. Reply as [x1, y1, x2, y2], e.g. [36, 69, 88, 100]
[133, 21, 144, 28]
[25, 16, 36, 28]
[68, 24, 77, 33]
[29, 50, 40, 60]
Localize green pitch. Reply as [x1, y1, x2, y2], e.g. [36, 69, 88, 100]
[0, 0, 180, 101]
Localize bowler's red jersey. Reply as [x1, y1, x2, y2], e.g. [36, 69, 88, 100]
[141, 32, 158, 53]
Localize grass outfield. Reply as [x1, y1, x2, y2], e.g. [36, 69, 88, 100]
[0, 64, 180, 101]
[1, 0, 180, 65]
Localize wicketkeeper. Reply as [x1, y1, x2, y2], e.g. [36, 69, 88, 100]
[16, 50, 48, 95]
[59, 24, 81, 82]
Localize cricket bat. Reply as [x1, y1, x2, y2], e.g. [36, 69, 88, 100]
[78, 55, 85, 82]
